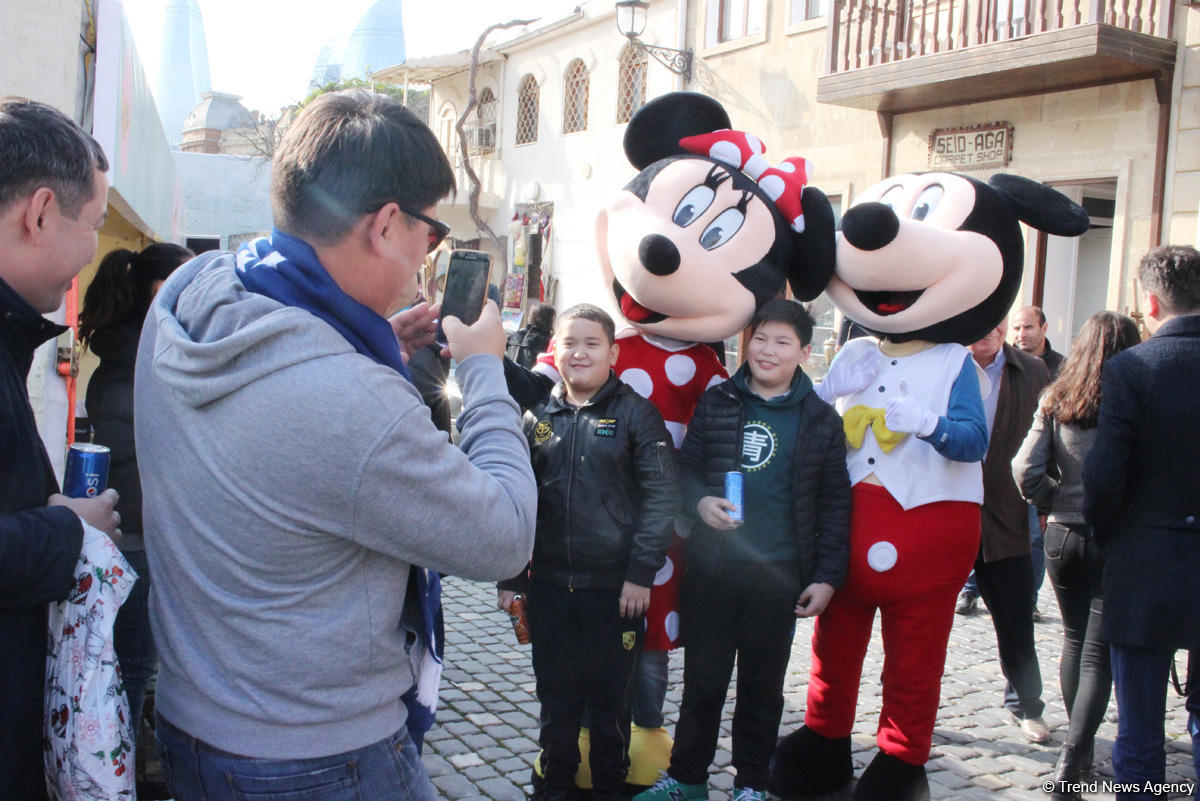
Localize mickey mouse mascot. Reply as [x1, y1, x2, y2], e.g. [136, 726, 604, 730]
[768, 171, 1090, 801]
[514, 91, 838, 789]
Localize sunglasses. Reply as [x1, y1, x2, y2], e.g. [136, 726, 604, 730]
[398, 207, 451, 254]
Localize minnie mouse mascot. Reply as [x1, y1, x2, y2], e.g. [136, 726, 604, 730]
[769, 171, 1090, 801]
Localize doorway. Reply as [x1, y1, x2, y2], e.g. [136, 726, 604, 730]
[1033, 180, 1116, 352]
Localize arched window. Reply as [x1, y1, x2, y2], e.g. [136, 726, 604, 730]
[471, 87, 497, 152]
[515, 74, 539, 145]
[437, 103, 457, 160]
[616, 44, 647, 124]
[562, 59, 589, 134]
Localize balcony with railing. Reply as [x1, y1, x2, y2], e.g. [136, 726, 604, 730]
[817, 0, 1178, 112]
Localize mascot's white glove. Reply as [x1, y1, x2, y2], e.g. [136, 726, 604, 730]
[817, 347, 886, 402]
[885, 380, 939, 437]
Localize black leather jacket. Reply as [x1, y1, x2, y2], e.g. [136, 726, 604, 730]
[505, 373, 679, 592]
[1, 276, 85, 800]
[680, 375, 851, 587]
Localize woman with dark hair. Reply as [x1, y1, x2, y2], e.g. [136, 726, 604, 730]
[1012, 310, 1142, 799]
[80, 242, 193, 742]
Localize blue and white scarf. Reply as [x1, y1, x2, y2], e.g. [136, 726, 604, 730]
[236, 229, 443, 750]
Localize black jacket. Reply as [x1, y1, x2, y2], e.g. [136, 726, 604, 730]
[680, 373, 852, 588]
[1084, 314, 1200, 650]
[506, 324, 553, 370]
[504, 373, 679, 592]
[86, 318, 144, 539]
[981, 344, 1050, 562]
[0, 276, 84, 801]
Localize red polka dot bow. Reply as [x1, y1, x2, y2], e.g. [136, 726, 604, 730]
[678, 129, 814, 233]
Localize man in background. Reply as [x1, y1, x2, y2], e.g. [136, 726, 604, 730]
[0, 97, 121, 801]
[969, 319, 1052, 744]
[1011, 305, 1064, 378]
[1085, 245, 1200, 798]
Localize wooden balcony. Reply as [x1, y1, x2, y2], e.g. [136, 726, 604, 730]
[817, 0, 1178, 112]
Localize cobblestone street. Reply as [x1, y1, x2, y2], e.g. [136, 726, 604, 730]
[424, 575, 1197, 800]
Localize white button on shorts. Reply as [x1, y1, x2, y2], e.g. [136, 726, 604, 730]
[867, 541, 898, 572]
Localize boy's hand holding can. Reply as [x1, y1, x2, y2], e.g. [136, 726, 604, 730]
[697, 496, 741, 530]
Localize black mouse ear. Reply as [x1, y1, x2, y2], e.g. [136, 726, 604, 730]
[623, 92, 732, 170]
[989, 173, 1091, 237]
[784, 187, 838, 301]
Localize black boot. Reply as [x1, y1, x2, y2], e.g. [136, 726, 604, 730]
[851, 752, 928, 801]
[768, 726, 853, 799]
[1049, 745, 1088, 800]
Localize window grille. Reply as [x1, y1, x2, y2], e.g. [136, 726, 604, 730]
[562, 59, 589, 134]
[516, 75, 539, 145]
[616, 44, 647, 124]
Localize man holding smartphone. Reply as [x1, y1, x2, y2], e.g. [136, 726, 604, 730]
[135, 89, 537, 800]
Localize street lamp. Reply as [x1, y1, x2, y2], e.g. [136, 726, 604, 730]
[615, 0, 693, 81]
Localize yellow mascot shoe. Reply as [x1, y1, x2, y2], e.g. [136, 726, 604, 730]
[532, 725, 673, 791]
[626, 725, 673, 789]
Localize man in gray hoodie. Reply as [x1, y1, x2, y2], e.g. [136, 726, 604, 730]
[135, 90, 537, 800]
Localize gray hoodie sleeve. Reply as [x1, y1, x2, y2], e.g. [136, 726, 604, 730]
[349, 354, 537, 581]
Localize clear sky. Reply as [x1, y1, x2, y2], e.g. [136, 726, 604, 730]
[121, 0, 586, 113]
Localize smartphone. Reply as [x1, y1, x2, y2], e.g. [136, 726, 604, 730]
[436, 250, 492, 346]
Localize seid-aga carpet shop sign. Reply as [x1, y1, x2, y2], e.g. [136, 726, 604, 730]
[929, 122, 1014, 171]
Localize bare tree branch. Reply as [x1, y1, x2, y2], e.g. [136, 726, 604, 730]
[456, 18, 535, 272]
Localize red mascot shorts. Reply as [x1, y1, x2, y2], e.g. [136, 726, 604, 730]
[805, 482, 980, 765]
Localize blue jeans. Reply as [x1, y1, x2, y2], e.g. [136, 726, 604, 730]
[154, 715, 436, 801]
[1109, 643, 1195, 799]
[1029, 506, 1045, 597]
[632, 649, 669, 728]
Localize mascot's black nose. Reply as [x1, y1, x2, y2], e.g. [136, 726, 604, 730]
[841, 202, 901, 251]
[638, 234, 681, 276]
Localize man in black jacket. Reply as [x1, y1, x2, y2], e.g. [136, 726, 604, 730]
[1084, 244, 1200, 798]
[498, 304, 678, 801]
[971, 322, 1052, 743]
[0, 97, 122, 800]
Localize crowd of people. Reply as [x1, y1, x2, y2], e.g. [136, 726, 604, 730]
[1, 89, 1199, 801]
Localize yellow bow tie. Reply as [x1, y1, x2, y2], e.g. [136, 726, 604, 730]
[843, 405, 908, 454]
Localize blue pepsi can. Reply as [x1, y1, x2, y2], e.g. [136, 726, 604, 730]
[724, 471, 744, 523]
[63, 443, 110, 499]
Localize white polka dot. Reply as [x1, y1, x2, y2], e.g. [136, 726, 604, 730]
[664, 421, 687, 450]
[664, 354, 697, 386]
[663, 611, 681, 643]
[709, 140, 742, 166]
[775, 160, 797, 173]
[705, 375, 724, 390]
[759, 174, 785, 202]
[653, 557, 675, 586]
[747, 134, 764, 154]
[620, 368, 654, 399]
[744, 153, 769, 180]
[867, 541, 898, 572]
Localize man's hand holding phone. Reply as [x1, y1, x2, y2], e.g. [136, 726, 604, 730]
[443, 300, 506, 361]
[389, 300, 440, 363]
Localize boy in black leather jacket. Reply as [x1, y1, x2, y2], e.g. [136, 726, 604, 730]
[635, 299, 851, 801]
[498, 303, 679, 801]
